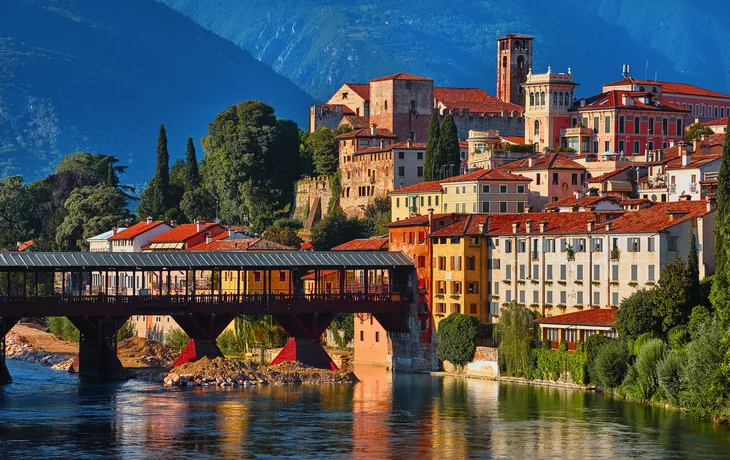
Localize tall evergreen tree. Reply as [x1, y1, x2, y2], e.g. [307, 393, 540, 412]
[137, 124, 170, 218]
[710, 117, 730, 324]
[106, 163, 114, 187]
[435, 114, 461, 179]
[688, 232, 701, 306]
[184, 137, 200, 190]
[423, 111, 440, 181]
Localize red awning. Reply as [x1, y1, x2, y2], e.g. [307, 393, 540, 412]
[418, 279, 426, 289]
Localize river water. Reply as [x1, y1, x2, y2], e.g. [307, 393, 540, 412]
[0, 360, 728, 459]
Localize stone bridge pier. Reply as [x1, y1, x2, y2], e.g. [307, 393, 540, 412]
[68, 316, 130, 381]
[171, 313, 235, 367]
[0, 317, 21, 384]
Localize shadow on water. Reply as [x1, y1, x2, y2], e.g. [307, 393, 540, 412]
[1, 360, 730, 459]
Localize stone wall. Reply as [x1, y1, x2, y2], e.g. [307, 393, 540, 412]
[387, 316, 438, 372]
[294, 176, 333, 223]
[443, 346, 500, 377]
[440, 108, 525, 140]
[310, 105, 346, 132]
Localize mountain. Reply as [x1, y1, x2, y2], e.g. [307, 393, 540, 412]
[161, 0, 730, 102]
[0, 0, 315, 183]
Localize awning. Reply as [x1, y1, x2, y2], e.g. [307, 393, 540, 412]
[606, 180, 633, 192]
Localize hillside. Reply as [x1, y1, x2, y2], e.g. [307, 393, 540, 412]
[161, 0, 730, 101]
[0, 0, 314, 182]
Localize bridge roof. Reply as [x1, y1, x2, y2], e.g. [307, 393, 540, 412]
[0, 251, 414, 270]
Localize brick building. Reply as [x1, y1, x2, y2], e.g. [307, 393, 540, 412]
[496, 34, 533, 106]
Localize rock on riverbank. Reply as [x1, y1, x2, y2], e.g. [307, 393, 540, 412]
[164, 357, 357, 387]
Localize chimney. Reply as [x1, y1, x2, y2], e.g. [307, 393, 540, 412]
[525, 220, 533, 233]
[146, 216, 153, 225]
[692, 138, 702, 154]
[539, 221, 547, 233]
[678, 193, 692, 201]
[112, 226, 117, 235]
[621, 93, 632, 106]
[196, 220, 206, 233]
[170, 219, 177, 228]
[228, 228, 235, 238]
[605, 221, 612, 231]
[407, 139, 413, 148]
[669, 140, 676, 148]
[371, 123, 377, 136]
[707, 195, 717, 212]
[574, 190, 583, 199]
[512, 221, 519, 233]
[587, 221, 595, 232]
[206, 232, 213, 245]
[681, 147, 691, 167]
[479, 218, 489, 234]
[428, 208, 434, 233]
[528, 157, 535, 167]
[580, 99, 586, 108]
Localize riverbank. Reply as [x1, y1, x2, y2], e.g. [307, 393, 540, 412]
[430, 370, 594, 391]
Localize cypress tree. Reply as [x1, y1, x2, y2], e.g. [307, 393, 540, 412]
[435, 114, 461, 179]
[423, 111, 440, 181]
[184, 137, 200, 190]
[710, 116, 730, 324]
[688, 232, 700, 306]
[106, 163, 114, 187]
[156, 124, 170, 207]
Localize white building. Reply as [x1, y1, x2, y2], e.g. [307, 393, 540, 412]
[87, 227, 127, 252]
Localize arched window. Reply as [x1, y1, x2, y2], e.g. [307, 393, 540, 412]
[541, 91, 546, 105]
[534, 120, 540, 136]
[553, 91, 558, 105]
[517, 55, 525, 70]
[502, 56, 507, 68]
[559, 92, 564, 106]
[529, 92, 535, 106]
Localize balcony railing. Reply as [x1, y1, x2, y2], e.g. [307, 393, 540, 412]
[668, 184, 677, 194]
[690, 183, 698, 193]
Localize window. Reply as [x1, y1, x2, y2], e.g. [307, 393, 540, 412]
[436, 303, 446, 313]
[594, 264, 600, 281]
[437, 281, 446, 294]
[572, 173, 578, 185]
[254, 271, 261, 282]
[417, 166, 423, 177]
[552, 173, 558, 185]
[577, 265, 584, 280]
[619, 116, 625, 133]
[519, 290, 525, 303]
[577, 291, 583, 305]
[519, 264, 526, 280]
[604, 116, 611, 133]
[455, 186, 460, 195]
[438, 257, 446, 270]
[450, 303, 459, 314]
[633, 141, 640, 154]
[417, 256, 425, 268]
[532, 264, 539, 279]
[631, 265, 638, 281]
[541, 91, 545, 105]
[360, 331, 364, 341]
[648, 117, 654, 135]
[533, 291, 539, 304]
[505, 240, 512, 253]
[500, 202, 507, 213]
[451, 281, 462, 294]
[398, 166, 405, 177]
[544, 239, 556, 253]
[467, 256, 476, 270]
[279, 271, 286, 282]
[662, 118, 668, 136]
[593, 291, 600, 306]
[518, 240, 526, 253]
[634, 117, 641, 134]
[500, 185, 508, 194]
[648, 265, 655, 281]
[468, 282, 479, 294]
[648, 237, 655, 252]
[398, 151, 405, 159]
[536, 175, 541, 185]
[493, 282, 499, 296]
[605, 140, 610, 152]
[396, 197, 400, 208]
[546, 265, 553, 280]
[517, 202, 525, 213]
[618, 140, 625, 153]
[505, 264, 512, 280]
[417, 151, 423, 160]
[481, 202, 490, 212]
[375, 331, 380, 342]
[668, 236, 678, 252]
[482, 184, 490, 193]
[469, 304, 477, 315]
[517, 185, 525, 194]
[553, 91, 558, 105]
[591, 238, 603, 252]
[612, 265, 619, 281]
[546, 291, 553, 304]
[628, 237, 640, 252]
[560, 291, 567, 304]
[560, 264, 566, 280]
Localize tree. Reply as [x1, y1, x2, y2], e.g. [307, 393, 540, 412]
[680, 320, 730, 418]
[137, 124, 171, 218]
[200, 101, 303, 231]
[592, 339, 629, 389]
[263, 226, 303, 248]
[654, 258, 693, 332]
[711, 116, 730, 324]
[180, 186, 216, 222]
[435, 114, 460, 179]
[436, 313, 480, 367]
[684, 123, 714, 142]
[688, 233, 701, 306]
[330, 313, 355, 349]
[0, 176, 37, 249]
[614, 289, 662, 340]
[167, 158, 186, 221]
[495, 302, 538, 376]
[184, 137, 201, 190]
[164, 328, 190, 350]
[309, 208, 368, 250]
[308, 127, 339, 176]
[657, 353, 684, 406]
[54, 185, 131, 251]
[363, 196, 392, 236]
[424, 111, 440, 181]
[634, 338, 667, 400]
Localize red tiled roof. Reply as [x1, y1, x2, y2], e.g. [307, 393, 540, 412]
[390, 181, 443, 194]
[109, 220, 167, 240]
[501, 136, 525, 145]
[665, 154, 722, 170]
[331, 237, 389, 251]
[534, 309, 615, 327]
[188, 238, 294, 251]
[501, 153, 585, 171]
[356, 141, 427, 155]
[586, 166, 631, 183]
[603, 78, 730, 99]
[341, 115, 370, 129]
[575, 90, 689, 113]
[434, 87, 523, 113]
[336, 127, 398, 139]
[149, 223, 225, 243]
[545, 195, 620, 209]
[17, 240, 33, 252]
[344, 83, 370, 100]
[619, 198, 653, 206]
[459, 141, 468, 149]
[498, 33, 534, 40]
[370, 72, 432, 82]
[300, 242, 313, 251]
[703, 116, 728, 127]
[385, 213, 465, 228]
[708, 132, 726, 147]
[440, 168, 532, 183]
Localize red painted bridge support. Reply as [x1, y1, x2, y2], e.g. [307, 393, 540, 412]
[68, 316, 129, 381]
[171, 314, 235, 367]
[270, 313, 338, 371]
[0, 317, 21, 384]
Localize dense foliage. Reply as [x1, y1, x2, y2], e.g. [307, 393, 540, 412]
[164, 328, 190, 350]
[711, 117, 730, 325]
[496, 302, 538, 376]
[423, 111, 440, 181]
[436, 313, 480, 367]
[591, 339, 629, 389]
[330, 313, 355, 349]
[309, 208, 369, 250]
[614, 290, 662, 340]
[684, 123, 714, 142]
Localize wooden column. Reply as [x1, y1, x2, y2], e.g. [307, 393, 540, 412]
[339, 269, 345, 295]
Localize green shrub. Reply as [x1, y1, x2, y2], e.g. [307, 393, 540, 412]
[272, 218, 303, 230]
[633, 331, 660, 356]
[687, 305, 712, 338]
[657, 353, 684, 406]
[330, 313, 354, 349]
[216, 329, 238, 355]
[634, 338, 667, 400]
[529, 348, 586, 384]
[667, 325, 690, 350]
[614, 289, 662, 340]
[436, 313, 480, 367]
[584, 334, 610, 383]
[592, 339, 630, 389]
[558, 341, 568, 352]
[495, 302, 538, 376]
[680, 320, 729, 419]
[541, 340, 551, 350]
[619, 364, 640, 399]
[116, 320, 134, 342]
[46, 317, 80, 342]
[164, 328, 190, 350]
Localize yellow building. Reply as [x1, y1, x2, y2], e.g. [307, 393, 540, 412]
[390, 181, 444, 221]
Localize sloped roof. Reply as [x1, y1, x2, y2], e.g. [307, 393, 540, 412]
[188, 238, 294, 252]
[534, 309, 615, 327]
[574, 90, 688, 113]
[501, 153, 585, 171]
[440, 168, 532, 183]
[108, 221, 167, 240]
[149, 223, 226, 243]
[336, 127, 398, 139]
[341, 115, 370, 129]
[389, 181, 443, 194]
[87, 228, 128, 242]
[356, 141, 427, 155]
[370, 72, 432, 82]
[587, 166, 632, 183]
[343, 83, 371, 100]
[434, 87, 524, 113]
[545, 195, 620, 210]
[603, 78, 730, 100]
[703, 116, 729, 127]
[332, 237, 389, 251]
[315, 103, 356, 115]
[665, 154, 722, 170]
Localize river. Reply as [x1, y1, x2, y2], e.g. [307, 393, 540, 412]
[0, 360, 728, 459]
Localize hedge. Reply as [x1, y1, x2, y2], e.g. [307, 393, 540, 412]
[524, 348, 586, 385]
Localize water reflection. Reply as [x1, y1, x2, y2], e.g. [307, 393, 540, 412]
[1, 360, 729, 459]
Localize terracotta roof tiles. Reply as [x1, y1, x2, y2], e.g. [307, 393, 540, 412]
[603, 78, 730, 99]
[370, 72, 432, 82]
[331, 237, 389, 251]
[586, 166, 632, 183]
[108, 220, 167, 240]
[344, 83, 370, 100]
[440, 168, 532, 183]
[336, 127, 398, 139]
[149, 223, 226, 243]
[500, 153, 585, 171]
[534, 309, 616, 327]
[389, 181, 443, 194]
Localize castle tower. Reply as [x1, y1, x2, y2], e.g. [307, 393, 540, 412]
[496, 34, 533, 106]
[369, 72, 434, 142]
[523, 67, 579, 152]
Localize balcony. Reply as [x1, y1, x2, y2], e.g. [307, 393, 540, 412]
[690, 183, 698, 193]
[560, 127, 593, 136]
[668, 184, 677, 194]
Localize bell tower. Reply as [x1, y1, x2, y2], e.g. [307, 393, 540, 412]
[496, 34, 533, 106]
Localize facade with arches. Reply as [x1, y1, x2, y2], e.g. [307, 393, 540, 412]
[523, 68, 578, 152]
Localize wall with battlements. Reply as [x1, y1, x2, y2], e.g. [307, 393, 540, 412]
[439, 108, 525, 140]
[294, 176, 333, 226]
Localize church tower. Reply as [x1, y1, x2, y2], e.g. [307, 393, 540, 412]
[496, 34, 533, 106]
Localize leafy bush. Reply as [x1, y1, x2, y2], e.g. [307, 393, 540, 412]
[330, 313, 354, 349]
[619, 364, 640, 399]
[116, 320, 135, 342]
[164, 328, 190, 350]
[506, 143, 536, 153]
[271, 218, 303, 230]
[216, 329, 238, 355]
[614, 289, 662, 340]
[667, 325, 690, 350]
[528, 348, 586, 384]
[541, 340, 551, 350]
[680, 320, 730, 418]
[558, 341, 568, 352]
[46, 317, 80, 342]
[687, 305, 712, 338]
[584, 333, 611, 383]
[436, 313, 480, 367]
[592, 339, 629, 389]
[495, 302, 538, 376]
[634, 338, 667, 400]
[633, 331, 661, 356]
[657, 353, 684, 406]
